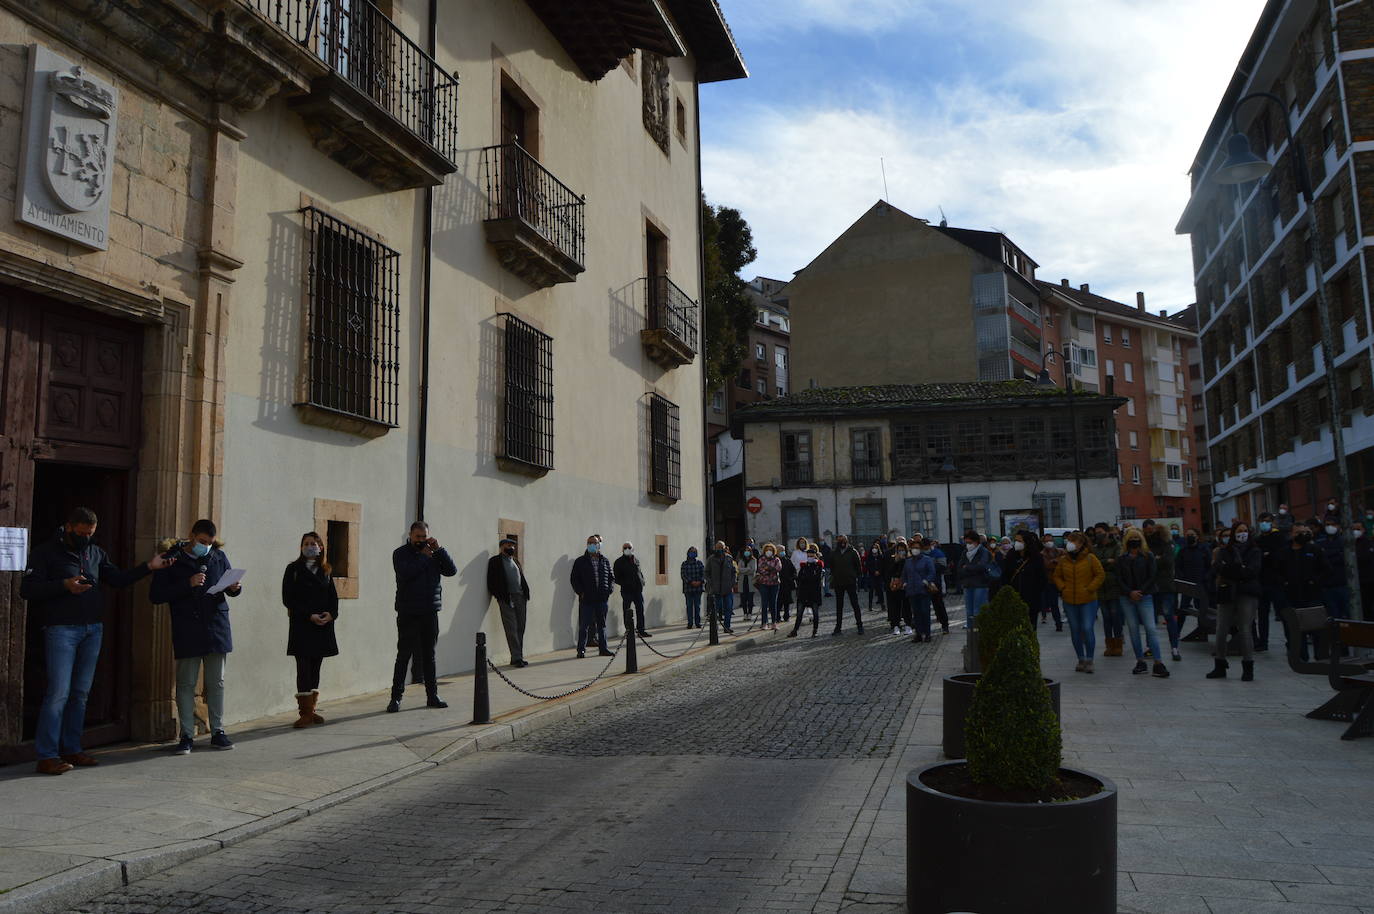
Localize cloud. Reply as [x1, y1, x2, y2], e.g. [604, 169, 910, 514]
[702, 0, 1267, 310]
[724, 0, 932, 34]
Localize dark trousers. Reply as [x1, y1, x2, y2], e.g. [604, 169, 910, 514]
[392, 612, 439, 699]
[623, 591, 647, 633]
[295, 655, 324, 693]
[499, 595, 527, 664]
[577, 600, 609, 653]
[740, 579, 754, 614]
[834, 583, 862, 632]
[931, 589, 950, 631]
[792, 602, 820, 636]
[886, 588, 907, 627]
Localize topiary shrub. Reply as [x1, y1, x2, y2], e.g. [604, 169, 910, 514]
[964, 628, 1062, 792]
[976, 585, 1037, 671]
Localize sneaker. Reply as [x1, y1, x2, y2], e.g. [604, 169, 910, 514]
[902, 625, 913, 635]
[174, 735, 193, 755]
[1074, 660, 1086, 673]
[1084, 660, 1094, 674]
[892, 626, 901, 636]
[1152, 662, 1170, 679]
[209, 731, 234, 750]
[1171, 649, 1182, 662]
[1132, 660, 1148, 674]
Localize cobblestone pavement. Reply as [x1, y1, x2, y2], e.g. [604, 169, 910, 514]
[66, 605, 941, 914]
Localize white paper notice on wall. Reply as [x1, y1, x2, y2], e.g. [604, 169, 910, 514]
[0, 527, 30, 572]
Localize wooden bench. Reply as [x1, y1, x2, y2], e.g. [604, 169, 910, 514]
[1306, 617, 1374, 740]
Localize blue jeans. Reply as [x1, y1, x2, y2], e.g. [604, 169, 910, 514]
[758, 583, 779, 625]
[577, 601, 609, 653]
[712, 594, 734, 630]
[909, 593, 933, 636]
[1122, 595, 1161, 660]
[36, 623, 103, 760]
[684, 591, 702, 627]
[963, 587, 989, 620]
[1064, 601, 1098, 660]
[1155, 591, 1180, 650]
[1323, 585, 1351, 620]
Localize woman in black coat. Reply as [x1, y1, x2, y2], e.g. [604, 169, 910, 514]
[778, 555, 797, 622]
[1208, 521, 1263, 681]
[1002, 530, 1048, 625]
[282, 531, 339, 728]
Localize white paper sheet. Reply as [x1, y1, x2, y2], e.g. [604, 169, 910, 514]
[207, 567, 246, 595]
[0, 527, 29, 572]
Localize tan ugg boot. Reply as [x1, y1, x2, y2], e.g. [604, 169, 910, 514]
[292, 692, 314, 729]
[309, 690, 325, 724]
[1103, 637, 1122, 657]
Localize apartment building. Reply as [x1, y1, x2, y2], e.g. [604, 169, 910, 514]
[1176, 0, 1374, 524]
[1170, 305, 1215, 528]
[0, 0, 744, 758]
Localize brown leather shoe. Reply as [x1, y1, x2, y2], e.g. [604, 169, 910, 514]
[36, 758, 73, 775]
[61, 752, 99, 767]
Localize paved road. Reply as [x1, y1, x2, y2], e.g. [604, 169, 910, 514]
[69, 610, 938, 914]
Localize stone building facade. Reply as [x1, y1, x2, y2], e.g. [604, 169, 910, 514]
[1177, 0, 1374, 523]
[0, 0, 744, 759]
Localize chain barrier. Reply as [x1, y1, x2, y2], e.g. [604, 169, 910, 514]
[635, 622, 709, 660]
[485, 632, 627, 702]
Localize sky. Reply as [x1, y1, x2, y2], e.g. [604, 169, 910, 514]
[698, 0, 1269, 314]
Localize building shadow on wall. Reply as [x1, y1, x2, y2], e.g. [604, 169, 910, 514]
[547, 553, 578, 648]
[430, 148, 484, 273]
[609, 281, 654, 375]
[437, 547, 494, 673]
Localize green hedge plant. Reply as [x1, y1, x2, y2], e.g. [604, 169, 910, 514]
[976, 585, 1038, 671]
[964, 628, 1062, 792]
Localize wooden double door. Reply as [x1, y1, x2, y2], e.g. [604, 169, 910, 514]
[0, 286, 143, 760]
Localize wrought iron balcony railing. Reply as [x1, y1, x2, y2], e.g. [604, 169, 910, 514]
[480, 143, 586, 272]
[240, 0, 459, 164]
[646, 275, 699, 354]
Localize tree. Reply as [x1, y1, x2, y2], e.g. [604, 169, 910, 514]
[701, 197, 758, 395]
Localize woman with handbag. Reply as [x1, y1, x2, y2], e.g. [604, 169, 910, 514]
[282, 531, 339, 728]
[885, 542, 911, 635]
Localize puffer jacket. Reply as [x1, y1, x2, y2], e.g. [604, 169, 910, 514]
[1052, 550, 1105, 605]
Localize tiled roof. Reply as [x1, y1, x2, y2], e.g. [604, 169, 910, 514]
[735, 380, 1122, 421]
[1167, 304, 1200, 330]
[1037, 280, 1194, 333]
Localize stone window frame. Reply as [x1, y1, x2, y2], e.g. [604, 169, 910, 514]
[314, 498, 361, 599]
[655, 534, 669, 586]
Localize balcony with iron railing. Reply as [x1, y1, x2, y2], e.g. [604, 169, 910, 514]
[640, 275, 699, 369]
[852, 459, 883, 484]
[782, 462, 814, 486]
[480, 143, 586, 289]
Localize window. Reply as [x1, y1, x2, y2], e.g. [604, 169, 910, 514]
[905, 498, 938, 541]
[782, 430, 813, 484]
[301, 207, 401, 429]
[851, 427, 882, 483]
[1333, 190, 1347, 240]
[1269, 179, 1281, 220]
[1322, 111, 1336, 150]
[1129, 430, 1139, 450]
[1167, 464, 1182, 481]
[775, 347, 789, 370]
[1302, 229, 1314, 265]
[1032, 493, 1067, 528]
[1102, 323, 1112, 344]
[1121, 505, 1138, 520]
[314, 498, 361, 598]
[1131, 465, 1141, 485]
[776, 385, 785, 397]
[655, 535, 669, 585]
[1121, 327, 1131, 348]
[499, 314, 555, 472]
[1126, 398, 1136, 417]
[1184, 467, 1193, 487]
[755, 343, 767, 361]
[1183, 435, 1190, 454]
[1123, 362, 1133, 383]
[783, 503, 818, 542]
[675, 97, 687, 143]
[756, 378, 766, 395]
[737, 369, 751, 390]
[648, 394, 681, 501]
[1044, 309, 1054, 327]
[957, 496, 989, 535]
[852, 502, 886, 544]
[1106, 359, 1114, 377]
[711, 391, 724, 412]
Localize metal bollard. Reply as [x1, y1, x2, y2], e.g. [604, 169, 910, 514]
[708, 597, 720, 646]
[623, 604, 639, 674]
[472, 632, 491, 725]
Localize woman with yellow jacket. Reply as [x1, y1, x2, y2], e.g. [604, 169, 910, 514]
[1052, 531, 1106, 674]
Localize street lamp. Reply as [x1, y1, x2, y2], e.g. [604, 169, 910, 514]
[1213, 91, 1362, 621]
[1036, 345, 1086, 530]
[938, 455, 956, 544]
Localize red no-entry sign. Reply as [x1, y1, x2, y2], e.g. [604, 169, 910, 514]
[746, 497, 763, 514]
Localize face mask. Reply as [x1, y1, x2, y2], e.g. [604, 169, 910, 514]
[1218, 536, 1231, 545]
[303, 545, 321, 558]
[688, 551, 697, 559]
[1259, 521, 1272, 532]
[1353, 530, 1364, 539]
[1171, 530, 1180, 537]
[1297, 532, 1313, 544]
[624, 548, 633, 556]
[1326, 525, 1340, 536]
[716, 547, 725, 554]
[1013, 541, 1025, 552]
[587, 543, 600, 554]
[965, 542, 977, 551]
[1366, 513, 1372, 520]
[1065, 542, 1078, 553]
[1236, 532, 1250, 543]
[1279, 508, 1289, 515]
[68, 533, 91, 550]
[765, 550, 775, 557]
[1186, 535, 1198, 545]
[1329, 503, 1337, 511]
[743, 551, 750, 557]
[895, 551, 907, 559]
[190, 542, 210, 558]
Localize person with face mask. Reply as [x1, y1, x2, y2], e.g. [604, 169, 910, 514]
[1275, 503, 1294, 533]
[282, 531, 340, 727]
[382, 521, 456, 712]
[1092, 526, 1125, 656]
[1354, 523, 1374, 621]
[1252, 513, 1287, 654]
[924, 540, 951, 634]
[885, 542, 911, 635]
[1002, 531, 1048, 628]
[613, 541, 650, 640]
[754, 543, 783, 631]
[1052, 531, 1105, 673]
[1116, 529, 1169, 678]
[151, 518, 245, 752]
[1281, 525, 1329, 662]
[1208, 522, 1263, 680]
[1040, 534, 1064, 632]
[955, 530, 997, 620]
[1175, 527, 1212, 620]
[1315, 518, 1351, 621]
[900, 542, 938, 642]
[1145, 525, 1182, 662]
[789, 545, 825, 638]
[680, 546, 705, 629]
[571, 535, 616, 657]
[737, 546, 757, 620]
[864, 541, 886, 609]
[22, 507, 172, 774]
[829, 534, 864, 636]
[778, 547, 797, 622]
[486, 538, 532, 668]
[704, 540, 738, 634]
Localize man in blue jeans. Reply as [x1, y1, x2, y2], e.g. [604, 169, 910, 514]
[21, 507, 170, 775]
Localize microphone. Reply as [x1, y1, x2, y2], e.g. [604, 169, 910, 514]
[195, 564, 206, 587]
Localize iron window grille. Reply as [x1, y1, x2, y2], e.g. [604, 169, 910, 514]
[499, 313, 554, 472]
[782, 431, 813, 485]
[480, 143, 586, 268]
[645, 275, 700, 355]
[300, 206, 400, 427]
[851, 428, 882, 483]
[648, 394, 681, 501]
[240, 0, 460, 163]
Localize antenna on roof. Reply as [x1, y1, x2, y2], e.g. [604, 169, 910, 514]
[938, 205, 948, 228]
[880, 158, 890, 202]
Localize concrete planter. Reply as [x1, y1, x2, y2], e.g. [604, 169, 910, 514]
[942, 673, 1060, 759]
[906, 761, 1117, 914]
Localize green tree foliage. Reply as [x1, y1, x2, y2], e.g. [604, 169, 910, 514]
[965, 628, 1062, 792]
[976, 585, 1039, 671]
[702, 197, 758, 394]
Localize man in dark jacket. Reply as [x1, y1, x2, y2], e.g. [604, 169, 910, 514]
[829, 534, 864, 636]
[486, 538, 530, 669]
[571, 535, 615, 657]
[388, 521, 456, 712]
[613, 542, 650, 639]
[150, 518, 243, 753]
[1253, 512, 1288, 652]
[1145, 526, 1180, 661]
[704, 541, 738, 633]
[23, 507, 170, 774]
[1316, 521, 1351, 620]
[1282, 525, 1329, 661]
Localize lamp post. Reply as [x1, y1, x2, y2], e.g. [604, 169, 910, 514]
[1214, 92, 1362, 621]
[1036, 344, 1085, 530]
[939, 455, 956, 544]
